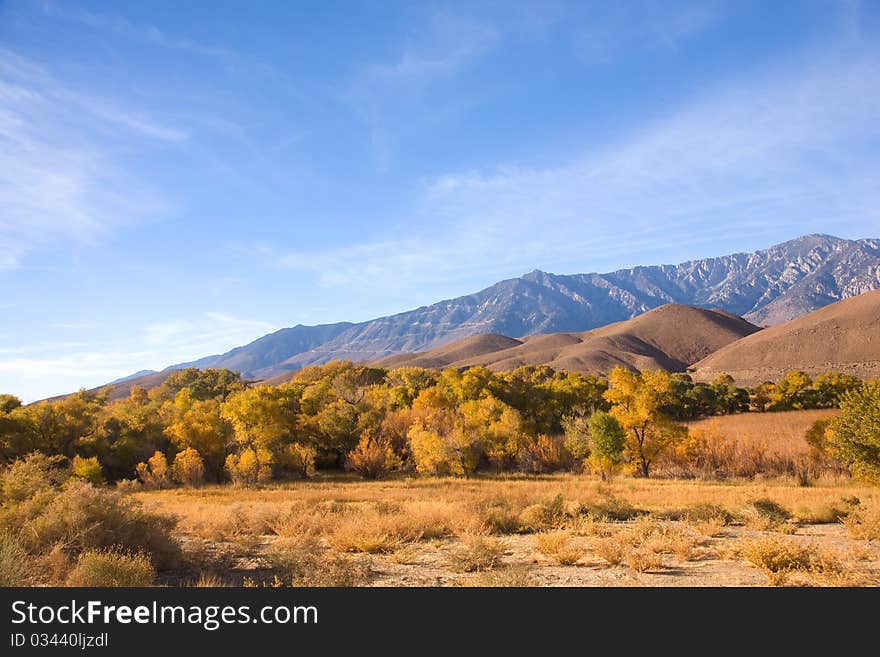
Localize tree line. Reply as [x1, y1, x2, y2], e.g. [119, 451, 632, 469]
[0, 362, 874, 485]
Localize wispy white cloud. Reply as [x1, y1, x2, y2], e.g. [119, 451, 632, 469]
[280, 42, 880, 286]
[344, 13, 498, 171]
[0, 312, 277, 402]
[40, 1, 235, 58]
[573, 2, 724, 64]
[0, 47, 177, 268]
[143, 313, 276, 352]
[50, 322, 101, 330]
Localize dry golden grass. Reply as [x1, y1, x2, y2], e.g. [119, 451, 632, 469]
[739, 536, 845, 586]
[132, 472, 880, 586]
[534, 531, 586, 565]
[842, 506, 880, 541]
[687, 409, 838, 457]
[449, 534, 505, 572]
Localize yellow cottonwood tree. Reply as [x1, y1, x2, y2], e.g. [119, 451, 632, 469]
[603, 368, 686, 477]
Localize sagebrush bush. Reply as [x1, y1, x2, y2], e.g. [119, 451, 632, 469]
[594, 535, 627, 565]
[740, 537, 842, 585]
[0, 532, 31, 586]
[66, 548, 155, 587]
[477, 499, 522, 535]
[449, 535, 505, 572]
[518, 494, 567, 532]
[270, 538, 371, 586]
[842, 506, 880, 541]
[580, 495, 641, 521]
[1, 478, 179, 570]
[534, 531, 585, 565]
[0, 453, 68, 503]
[624, 548, 664, 573]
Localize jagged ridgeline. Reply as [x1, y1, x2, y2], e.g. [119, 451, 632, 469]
[96, 234, 879, 399]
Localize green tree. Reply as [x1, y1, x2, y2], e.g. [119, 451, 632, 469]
[827, 382, 880, 483]
[811, 372, 861, 408]
[587, 411, 626, 480]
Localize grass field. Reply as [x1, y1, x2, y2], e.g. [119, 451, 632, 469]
[136, 468, 880, 587]
[687, 409, 838, 456]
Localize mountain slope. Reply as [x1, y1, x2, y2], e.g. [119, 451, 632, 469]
[376, 305, 761, 374]
[129, 234, 880, 383]
[691, 290, 880, 385]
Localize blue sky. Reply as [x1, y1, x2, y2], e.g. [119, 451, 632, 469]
[1, 0, 879, 401]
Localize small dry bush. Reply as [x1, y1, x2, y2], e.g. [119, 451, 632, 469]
[475, 498, 522, 535]
[579, 495, 640, 522]
[569, 515, 614, 537]
[750, 498, 792, 524]
[180, 538, 239, 572]
[624, 549, 664, 573]
[692, 516, 727, 538]
[794, 501, 851, 524]
[270, 502, 338, 538]
[191, 573, 231, 587]
[270, 538, 371, 587]
[66, 549, 155, 587]
[534, 531, 585, 566]
[594, 535, 628, 566]
[328, 503, 456, 553]
[470, 564, 534, 587]
[188, 503, 280, 541]
[684, 503, 736, 525]
[842, 506, 880, 541]
[518, 494, 567, 532]
[329, 523, 399, 554]
[0, 532, 31, 586]
[745, 498, 799, 533]
[740, 537, 843, 586]
[449, 535, 505, 572]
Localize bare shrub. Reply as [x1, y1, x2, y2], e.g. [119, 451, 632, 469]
[346, 436, 399, 480]
[519, 435, 572, 474]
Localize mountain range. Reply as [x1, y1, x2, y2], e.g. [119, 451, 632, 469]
[101, 233, 880, 397]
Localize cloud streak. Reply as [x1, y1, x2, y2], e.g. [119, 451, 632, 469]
[344, 13, 498, 171]
[40, 2, 235, 58]
[280, 42, 880, 288]
[0, 312, 277, 402]
[0, 48, 178, 268]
